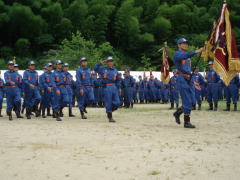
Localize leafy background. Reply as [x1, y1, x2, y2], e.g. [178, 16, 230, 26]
[0, 0, 239, 71]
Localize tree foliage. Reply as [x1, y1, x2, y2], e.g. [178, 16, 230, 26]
[0, 0, 239, 70]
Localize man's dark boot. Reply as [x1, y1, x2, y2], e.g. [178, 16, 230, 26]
[173, 107, 183, 124]
[184, 115, 195, 128]
[55, 110, 62, 121]
[7, 112, 13, 121]
[176, 103, 179, 109]
[224, 104, 230, 111]
[52, 110, 56, 118]
[47, 107, 52, 116]
[16, 111, 23, 118]
[83, 105, 88, 113]
[60, 107, 64, 117]
[234, 104, 237, 111]
[107, 112, 116, 123]
[26, 109, 31, 119]
[130, 102, 133, 108]
[169, 102, 174, 109]
[192, 104, 196, 110]
[214, 103, 218, 111]
[198, 104, 201, 110]
[0, 109, 3, 117]
[208, 103, 213, 110]
[33, 104, 40, 117]
[80, 110, 87, 119]
[69, 108, 75, 117]
[42, 108, 46, 118]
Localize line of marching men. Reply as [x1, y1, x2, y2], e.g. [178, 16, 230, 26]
[136, 61, 240, 111]
[1, 57, 124, 122]
[1, 58, 239, 122]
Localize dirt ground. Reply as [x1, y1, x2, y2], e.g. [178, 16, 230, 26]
[0, 102, 240, 180]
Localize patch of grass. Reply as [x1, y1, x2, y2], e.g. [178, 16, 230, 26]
[149, 170, 161, 175]
[195, 148, 203, 151]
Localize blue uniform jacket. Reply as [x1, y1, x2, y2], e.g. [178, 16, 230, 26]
[93, 63, 120, 89]
[174, 50, 196, 74]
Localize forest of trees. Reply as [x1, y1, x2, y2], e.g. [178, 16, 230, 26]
[0, 0, 239, 70]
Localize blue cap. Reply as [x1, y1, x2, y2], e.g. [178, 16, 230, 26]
[55, 60, 62, 65]
[46, 63, 53, 67]
[63, 63, 69, 67]
[208, 61, 214, 65]
[125, 69, 130, 73]
[105, 56, 114, 61]
[14, 64, 19, 67]
[42, 66, 47, 70]
[80, 57, 87, 62]
[28, 61, 36, 65]
[177, 38, 188, 44]
[194, 66, 200, 69]
[8, 61, 14, 65]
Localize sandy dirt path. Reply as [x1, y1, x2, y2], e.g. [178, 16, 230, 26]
[0, 103, 239, 180]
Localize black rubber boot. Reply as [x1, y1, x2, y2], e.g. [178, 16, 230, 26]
[184, 115, 195, 128]
[192, 104, 196, 110]
[83, 105, 88, 113]
[0, 109, 2, 117]
[33, 104, 40, 117]
[26, 108, 31, 119]
[55, 110, 62, 121]
[176, 103, 179, 109]
[69, 108, 75, 117]
[16, 111, 23, 118]
[7, 112, 13, 121]
[214, 103, 218, 111]
[234, 104, 237, 111]
[169, 102, 174, 109]
[107, 112, 116, 123]
[80, 110, 87, 119]
[130, 102, 133, 108]
[208, 103, 213, 110]
[42, 108, 46, 118]
[47, 107, 52, 116]
[173, 107, 183, 125]
[60, 107, 64, 117]
[224, 104, 230, 111]
[52, 110, 56, 118]
[198, 104, 201, 110]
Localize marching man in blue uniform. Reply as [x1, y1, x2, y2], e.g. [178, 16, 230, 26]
[76, 57, 94, 119]
[205, 61, 221, 111]
[4, 61, 23, 120]
[123, 70, 134, 108]
[192, 66, 205, 110]
[138, 76, 145, 103]
[224, 74, 239, 111]
[94, 56, 121, 123]
[0, 71, 5, 117]
[173, 38, 203, 128]
[169, 70, 179, 109]
[52, 60, 70, 121]
[40, 63, 55, 118]
[23, 61, 41, 119]
[63, 63, 75, 117]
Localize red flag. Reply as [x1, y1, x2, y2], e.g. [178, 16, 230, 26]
[150, 71, 152, 76]
[161, 42, 170, 83]
[203, 2, 240, 85]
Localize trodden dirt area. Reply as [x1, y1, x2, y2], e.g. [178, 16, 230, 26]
[0, 103, 239, 180]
